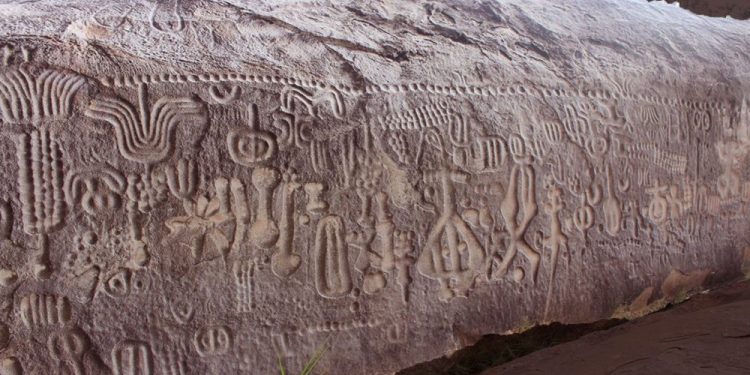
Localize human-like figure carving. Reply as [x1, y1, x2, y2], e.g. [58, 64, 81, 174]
[542, 185, 568, 320]
[418, 168, 485, 301]
[493, 165, 540, 281]
[394, 230, 416, 304]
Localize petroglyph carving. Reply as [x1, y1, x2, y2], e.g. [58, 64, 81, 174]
[602, 165, 622, 236]
[0, 201, 11, 241]
[472, 135, 507, 171]
[227, 177, 251, 252]
[571, 178, 601, 241]
[165, 194, 232, 261]
[692, 108, 711, 132]
[379, 100, 453, 131]
[20, 293, 71, 328]
[249, 166, 280, 249]
[560, 103, 592, 148]
[349, 158, 390, 294]
[103, 268, 150, 298]
[304, 183, 328, 215]
[65, 165, 126, 216]
[85, 83, 206, 166]
[272, 110, 311, 149]
[16, 129, 65, 279]
[418, 168, 485, 301]
[309, 141, 330, 174]
[340, 132, 359, 187]
[542, 185, 567, 320]
[227, 103, 277, 166]
[0, 66, 85, 123]
[314, 215, 353, 299]
[387, 132, 409, 164]
[112, 340, 153, 375]
[508, 133, 531, 164]
[542, 121, 564, 144]
[394, 230, 416, 304]
[48, 328, 89, 375]
[165, 158, 198, 201]
[208, 85, 241, 105]
[716, 140, 746, 199]
[280, 85, 345, 119]
[644, 182, 670, 225]
[194, 326, 231, 356]
[149, 0, 185, 33]
[233, 259, 255, 312]
[0, 9, 747, 374]
[627, 143, 688, 174]
[493, 165, 539, 281]
[272, 169, 302, 278]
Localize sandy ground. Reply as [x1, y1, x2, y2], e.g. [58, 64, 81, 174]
[481, 279, 750, 375]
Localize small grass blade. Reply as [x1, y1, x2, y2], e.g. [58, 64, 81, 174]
[276, 346, 287, 375]
[300, 338, 331, 375]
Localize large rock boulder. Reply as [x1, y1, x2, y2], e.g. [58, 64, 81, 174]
[0, 0, 747, 373]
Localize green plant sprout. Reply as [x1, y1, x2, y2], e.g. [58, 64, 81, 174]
[277, 337, 331, 375]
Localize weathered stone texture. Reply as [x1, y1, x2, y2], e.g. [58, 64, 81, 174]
[0, 0, 746, 374]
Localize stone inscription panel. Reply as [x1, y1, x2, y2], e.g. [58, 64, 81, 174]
[0, 40, 745, 374]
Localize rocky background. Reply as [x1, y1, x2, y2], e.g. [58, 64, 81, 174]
[0, 1, 746, 374]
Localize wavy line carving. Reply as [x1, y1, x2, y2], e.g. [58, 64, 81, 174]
[85, 83, 206, 166]
[0, 66, 85, 123]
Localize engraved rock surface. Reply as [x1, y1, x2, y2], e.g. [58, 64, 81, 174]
[0, 0, 747, 374]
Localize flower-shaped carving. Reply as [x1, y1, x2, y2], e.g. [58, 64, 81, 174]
[166, 196, 232, 261]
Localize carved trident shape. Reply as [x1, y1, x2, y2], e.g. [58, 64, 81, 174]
[495, 164, 540, 282]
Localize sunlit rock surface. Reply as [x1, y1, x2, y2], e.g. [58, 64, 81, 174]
[0, 0, 747, 373]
